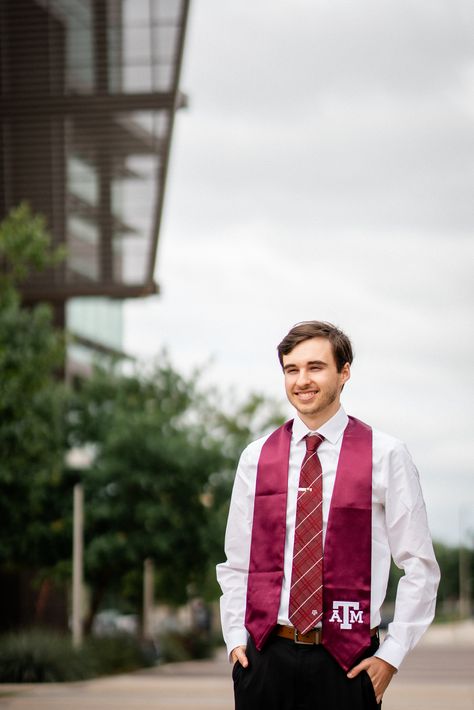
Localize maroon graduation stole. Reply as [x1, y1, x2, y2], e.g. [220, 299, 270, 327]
[244, 416, 372, 670]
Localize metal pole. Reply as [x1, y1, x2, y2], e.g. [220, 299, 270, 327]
[459, 544, 471, 619]
[143, 558, 154, 640]
[72, 483, 84, 648]
[458, 507, 472, 619]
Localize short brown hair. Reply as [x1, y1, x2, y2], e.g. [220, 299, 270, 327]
[277, 321, 353, 372]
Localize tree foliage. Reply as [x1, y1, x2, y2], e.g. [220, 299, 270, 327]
[198, 391, 286, 599]
[0, 202, 64, 295]
[66, 363, 284, 624]
[0, 205, 67, 573]
[0, 202, 286, 630]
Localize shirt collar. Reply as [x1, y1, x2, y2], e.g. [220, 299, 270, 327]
[292, 406, 348, 445]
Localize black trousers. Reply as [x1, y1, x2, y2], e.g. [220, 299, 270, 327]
[233, 633, 380, 710]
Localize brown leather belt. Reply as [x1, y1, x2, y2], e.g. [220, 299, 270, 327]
[275, 625, 379, 645]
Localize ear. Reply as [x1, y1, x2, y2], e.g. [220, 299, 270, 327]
[340, 362, 351, 387]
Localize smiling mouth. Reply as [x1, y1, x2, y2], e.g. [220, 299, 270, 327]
[295, 391, 318, 401]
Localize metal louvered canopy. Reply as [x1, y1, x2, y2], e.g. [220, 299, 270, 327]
[0, 0, 190, 300]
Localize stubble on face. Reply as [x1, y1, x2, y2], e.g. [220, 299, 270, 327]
[290, 380, 339, 422]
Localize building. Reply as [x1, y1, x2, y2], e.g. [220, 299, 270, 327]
[0, 0, 191, 630]
[0, 0, 190, 373]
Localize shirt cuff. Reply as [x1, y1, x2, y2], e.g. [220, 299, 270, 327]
[374, 635, 405, 670]
[225, 630, 249, 662]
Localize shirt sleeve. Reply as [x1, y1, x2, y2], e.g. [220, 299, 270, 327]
[374, 441, 440, 669]
[216, 444, 256, 659]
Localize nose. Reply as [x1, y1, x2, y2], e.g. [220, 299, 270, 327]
[295, 369, 311, 387]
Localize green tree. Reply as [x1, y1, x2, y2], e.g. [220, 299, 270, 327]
[67, 362, 223, 628]
[0, 202, 64, 297]
[0, 203, 288, 632]
[66, 364, 286, 628]
[433, 540, 474, 612]
[384, 540, 474, 620]
[199, 392, 285, 600]
[0, 204, 68, 618]
[0, 300, 67, 567]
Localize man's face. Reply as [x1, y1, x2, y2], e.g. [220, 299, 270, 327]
[282, 337, 350, 429]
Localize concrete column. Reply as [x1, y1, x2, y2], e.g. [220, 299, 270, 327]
[72, 483, 84, 648]
[143, 558, 155, 640]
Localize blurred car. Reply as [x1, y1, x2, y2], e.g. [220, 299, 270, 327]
[92, 609, 139, 636]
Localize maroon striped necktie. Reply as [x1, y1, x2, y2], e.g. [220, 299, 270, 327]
[289, 434, 324, 634]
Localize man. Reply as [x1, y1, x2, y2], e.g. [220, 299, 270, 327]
[217, 321, 440, 709]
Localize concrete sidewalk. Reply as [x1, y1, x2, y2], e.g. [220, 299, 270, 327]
[0, 622, 473, 710]
[383, 621, 474, 710]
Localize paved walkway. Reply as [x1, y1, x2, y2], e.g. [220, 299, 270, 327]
[0, 622, 473, 709]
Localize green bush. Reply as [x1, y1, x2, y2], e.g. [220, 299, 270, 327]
[84, 634, 154, 676]
[0, 630, 153, 683]
[0, 628, 216, 682]
[158, 630, 214, 664]
[0, 630, 87, 682]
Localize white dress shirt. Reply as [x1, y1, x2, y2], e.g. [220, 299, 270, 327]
[216, 406, 440, 669]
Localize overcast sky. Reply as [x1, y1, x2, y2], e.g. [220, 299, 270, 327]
[125, 0, 474, 545]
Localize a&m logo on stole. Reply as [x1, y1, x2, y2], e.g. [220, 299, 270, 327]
[329, 601, 364, 630]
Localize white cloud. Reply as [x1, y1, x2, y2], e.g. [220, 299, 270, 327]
[125, 0, 474, 544]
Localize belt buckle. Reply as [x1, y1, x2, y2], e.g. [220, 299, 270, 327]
[294, 628, 321, 644]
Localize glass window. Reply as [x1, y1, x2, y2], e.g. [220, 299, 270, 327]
[153, 0, 183, 24]
[151, 62, 174, 91]
[67, 217, 99, 281]
[124, 26, 152, 64]
[68, 157, 99, 206]
[67, 297, 123, 350]
[108, 25, 123, 92]
[111, 153, 157, 284]
[68, 215, 99, 245]
[49, 0, 93, 28]
[123, 0, 152, 26]
[115, 234, 149, 284]
[126, 110, 168, 139]
[123, 64, 153, 92]
[56, 0, 95, 94]
[152, 24, 179, 63]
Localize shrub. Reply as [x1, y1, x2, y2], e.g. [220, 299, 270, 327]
[84, 634, 154, 676]
[157, 630, 214, 664]
[0, 630, 87, 682]
[0, 630, 153, 683]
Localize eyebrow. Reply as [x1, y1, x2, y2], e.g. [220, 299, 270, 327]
[283, 359, 327, 371]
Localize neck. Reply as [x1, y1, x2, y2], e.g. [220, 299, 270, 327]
[298, 401, 341, 430]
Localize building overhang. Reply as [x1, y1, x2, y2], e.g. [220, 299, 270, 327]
[0, 0, 191, 302]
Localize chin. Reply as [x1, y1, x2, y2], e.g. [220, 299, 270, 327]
[296, 404, 320, 416]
